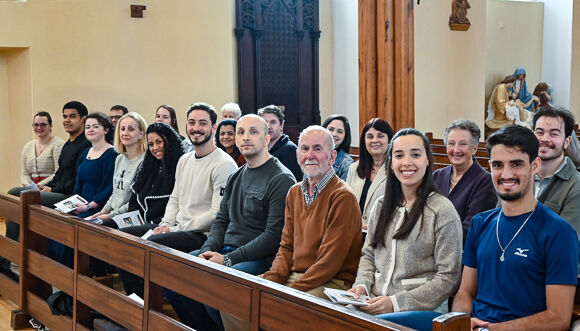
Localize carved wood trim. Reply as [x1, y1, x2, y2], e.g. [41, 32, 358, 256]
[359, 0, 414, 132]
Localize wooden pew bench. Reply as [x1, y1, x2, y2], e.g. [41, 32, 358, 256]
[0, 191, 470, 331]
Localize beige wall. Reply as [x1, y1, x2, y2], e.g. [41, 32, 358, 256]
[571, 0, 580, 118]
[414, 0, 486, 138]
[0, 0, 238, 191]
[0, 1, 336, 191]
[485, 0, 543, 110]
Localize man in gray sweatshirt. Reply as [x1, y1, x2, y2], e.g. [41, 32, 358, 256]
[166, 114, 296, 330]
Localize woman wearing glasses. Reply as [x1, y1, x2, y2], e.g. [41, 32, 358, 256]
[18, 111, 65, 186]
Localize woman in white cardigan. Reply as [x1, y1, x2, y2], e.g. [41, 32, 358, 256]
[346, 118, 394, 229]
[349, 128, 462, 331]
[19, 111, 65, 186]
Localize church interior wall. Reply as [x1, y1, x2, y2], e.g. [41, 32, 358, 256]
[414, 0, 487, 137]
[485, 0, 544, 114]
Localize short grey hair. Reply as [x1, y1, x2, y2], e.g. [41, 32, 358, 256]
[298, 125, 335, 151]
[443, 119, 481, 148]
[221, 102, 242, 119]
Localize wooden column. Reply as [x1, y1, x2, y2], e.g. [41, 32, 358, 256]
[359, 0, 414, 132]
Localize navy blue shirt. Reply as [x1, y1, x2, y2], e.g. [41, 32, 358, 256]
[464, 203, 578, 323]
[269, 134, 302, 181]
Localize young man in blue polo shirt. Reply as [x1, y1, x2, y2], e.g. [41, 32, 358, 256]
[452, 124, 578, 330]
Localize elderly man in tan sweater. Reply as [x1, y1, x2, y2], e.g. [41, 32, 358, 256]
[222, 125, 363, 330]
[263, 125, 363, 296]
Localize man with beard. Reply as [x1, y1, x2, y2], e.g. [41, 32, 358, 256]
[452, 125, 578, 330]
[258, 105, 303, 180]
[532, 106, 580, 247]
[119, 102, 237, 298]
[149, 102, 237, 249]
[165, 114, 296, 330]
[264, 126, 362, 295]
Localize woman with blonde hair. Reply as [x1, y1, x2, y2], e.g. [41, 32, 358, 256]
[91, 112, 147, 225]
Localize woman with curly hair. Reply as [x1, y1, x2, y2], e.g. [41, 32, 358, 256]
[122, 122, 185, 233]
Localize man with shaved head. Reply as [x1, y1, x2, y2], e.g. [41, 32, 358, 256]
[167, 114, 296, 330]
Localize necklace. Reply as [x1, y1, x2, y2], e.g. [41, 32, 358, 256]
[495, 209, 535, 262]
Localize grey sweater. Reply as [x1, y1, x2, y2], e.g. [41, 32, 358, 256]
[102, 153, 145, 217]
[353, 193, 462, 313]
[200, 157, 296, 265]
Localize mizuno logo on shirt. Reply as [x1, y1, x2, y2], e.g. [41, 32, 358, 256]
[514, 248, 529, 258]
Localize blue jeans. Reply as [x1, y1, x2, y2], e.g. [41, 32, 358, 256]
[165, 246, 274, 331]
[377, 311, 442, 331]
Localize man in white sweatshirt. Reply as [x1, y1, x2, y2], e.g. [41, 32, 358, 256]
[120, 102, 237, 298]
[151, 102, 237, 250]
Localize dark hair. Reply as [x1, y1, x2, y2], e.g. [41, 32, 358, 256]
[486, 124, 538, 162]
[63, 101, 88, 117]
[371, 128, 437, 247]
[132, 122, 184, 194]
[34, 111, 52, 125]
[110, 105, 128, 114]
[322, 114, 352, 153]
[532, 106, 575, 138]
[215, 119, 242, 161]
[156, 105, 179, 133]
[85, 112, 115, 144]
[356, 118, 395, 180]
[257, 105, 285, 124]
[501, 75, 516, 84]
[187, 102, 218, 125]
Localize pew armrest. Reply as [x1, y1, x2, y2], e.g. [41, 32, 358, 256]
[432, 312, 470, 331]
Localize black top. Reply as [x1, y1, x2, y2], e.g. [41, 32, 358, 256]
[269, 134, 302, 181]
[45, 134, 91, 194]
[128, 164, 175, 225]
[359, 179, 372, 213]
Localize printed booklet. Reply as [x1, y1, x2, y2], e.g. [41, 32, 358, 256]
[323, 288, 370, 306]
[112, 210, 144, 229]
[54, 194, 88, 213]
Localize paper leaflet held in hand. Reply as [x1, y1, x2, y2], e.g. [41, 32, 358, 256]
[54, 194, 88, 213]
[323, 287, 370, 306]
[111, 210, 144, 229]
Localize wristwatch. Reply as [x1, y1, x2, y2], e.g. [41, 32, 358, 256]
[85, 202, 93, 210]
[223, 255, 232, 267]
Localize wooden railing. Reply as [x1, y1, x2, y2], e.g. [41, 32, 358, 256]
[0, 191, 470, 331]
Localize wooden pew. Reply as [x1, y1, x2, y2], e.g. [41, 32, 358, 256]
[0, 191, 470, 331]
[0, 193, 22, 308]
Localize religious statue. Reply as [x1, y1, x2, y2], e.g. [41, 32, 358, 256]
[511, 67, 539, 112]
[533, 82, 554, 109]
[486, 75, 533, 131]
[449, 0, 471, 24]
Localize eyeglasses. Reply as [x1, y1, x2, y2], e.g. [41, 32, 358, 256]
[109, 115, 122, 120]
[32, 123, 49, 128]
